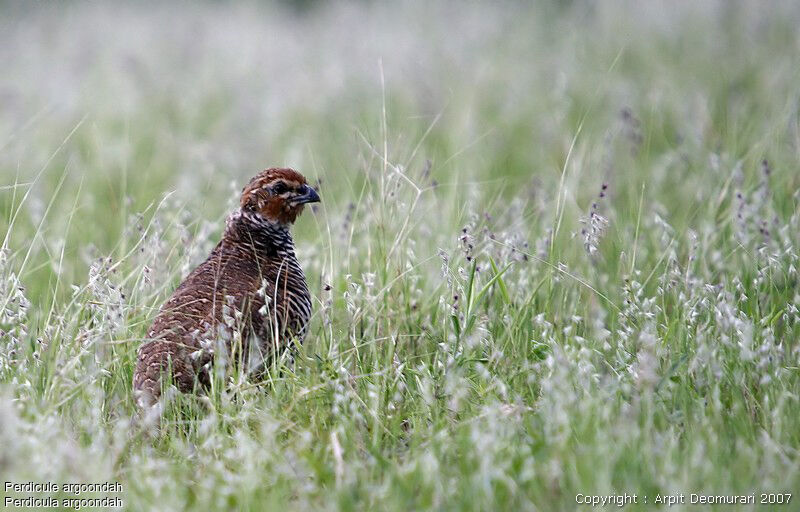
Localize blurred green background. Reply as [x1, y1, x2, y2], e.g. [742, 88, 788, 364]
[1, 1, 799, 510]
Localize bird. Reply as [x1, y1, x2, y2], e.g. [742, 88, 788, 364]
[133, 168, 320, 408]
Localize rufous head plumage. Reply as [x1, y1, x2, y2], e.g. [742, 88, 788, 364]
[240, 168, 320, 225]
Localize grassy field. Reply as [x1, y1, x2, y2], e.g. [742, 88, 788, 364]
[1, 1, 799, 510]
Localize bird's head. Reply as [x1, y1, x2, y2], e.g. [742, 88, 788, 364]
[240, 168, 320, 225]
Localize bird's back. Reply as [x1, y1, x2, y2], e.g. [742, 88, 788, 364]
[133, 212, 312, 406]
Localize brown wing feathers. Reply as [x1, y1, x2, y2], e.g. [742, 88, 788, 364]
[133, 168, 317, 408]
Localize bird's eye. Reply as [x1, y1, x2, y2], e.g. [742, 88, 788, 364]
[272, 182, 288, 195]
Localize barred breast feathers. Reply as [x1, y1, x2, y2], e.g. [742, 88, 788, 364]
[133, 168, 319, 409]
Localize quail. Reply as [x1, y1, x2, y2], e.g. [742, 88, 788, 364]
[133, 168, 320, 408]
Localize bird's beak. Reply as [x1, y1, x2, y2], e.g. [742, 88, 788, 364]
[295, 185, 321, 204]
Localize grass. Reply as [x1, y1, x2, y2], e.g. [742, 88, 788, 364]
[1, 1, 799, 510]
